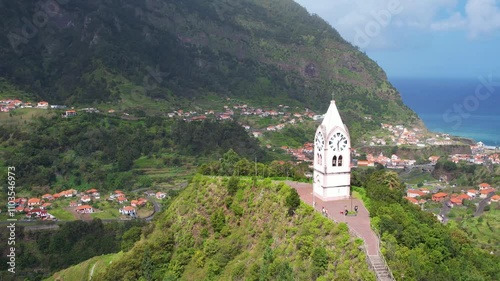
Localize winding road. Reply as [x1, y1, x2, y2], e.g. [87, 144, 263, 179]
[474, 192, 495, 217]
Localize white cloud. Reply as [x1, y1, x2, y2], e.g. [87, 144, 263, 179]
[431, 12, 467, 31]
[429, 0, 500, 38]
[294, 0, 458, 50]
[465, 0, 500, 38]
[295, 0, 500, 50]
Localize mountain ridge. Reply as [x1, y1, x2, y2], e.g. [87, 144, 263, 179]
[1, 0, 420, 135]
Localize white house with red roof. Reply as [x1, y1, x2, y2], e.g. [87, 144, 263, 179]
[479, 183, 491, 190]
[63, 110, 77, 117]
[75, 205, 94, 213]
[26, 208, 49, 219]
[480, 188, 495, 199]
[156, 192, 166, 199]
[37, 101, 49, 109]
[14, 198, 27, 207]
[27, 198, 42, 207]
[42, 194, 54, 201]
[41, 202, 52, 209]
[407, 189, 426, 198]
[467, 189, 478, 197]
[116, 195, 128, 204]
[119, 206, 136, 216]
[404, 197, 419, 205]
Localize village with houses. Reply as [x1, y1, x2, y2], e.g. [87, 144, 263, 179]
[403, 181, 499, 223]
[9, 187, 168, 222]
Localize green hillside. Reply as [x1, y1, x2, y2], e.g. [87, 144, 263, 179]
[0, 0, 420, 136]
[45, 253, 124, 281]
[79, 175, 375, 280]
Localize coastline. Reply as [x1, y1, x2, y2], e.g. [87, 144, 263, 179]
[392, 77, 499, 148]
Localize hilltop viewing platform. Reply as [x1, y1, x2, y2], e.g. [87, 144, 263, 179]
[287, 181, 394, 281]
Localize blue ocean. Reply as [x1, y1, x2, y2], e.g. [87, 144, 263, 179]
[391, 77, 500, 147]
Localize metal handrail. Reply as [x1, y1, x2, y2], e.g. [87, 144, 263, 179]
[370, 225, 395, 280]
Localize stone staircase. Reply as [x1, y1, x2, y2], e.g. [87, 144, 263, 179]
[368, 254, 394, 281]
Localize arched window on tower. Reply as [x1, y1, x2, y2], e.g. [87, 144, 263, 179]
[338, 155, 343, 166]
[332, 155, 337, 167]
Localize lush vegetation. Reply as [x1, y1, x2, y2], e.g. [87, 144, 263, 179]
[0, 114, 267, 195]
[433, 158, 500, 186]
[451, 204, 500, 253]
[361, 170, 500, 281]
[84, 175, 375, 280]
[0, 220, 146, 280]
[198, 149, 308, 180]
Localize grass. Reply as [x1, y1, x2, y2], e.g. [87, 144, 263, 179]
[0, 78, 34, 100]
[458, 204, 500, 252]
[399, 169, 435, 184]
[91, 208, 120, 220]
[0, 108, 54, 126]
[134, 156, 164, 169]
[45, 252, 124, 281]
[352, 186, 371, 210]
[49, 209, 76, 220]
[137, 207, 154, 218]
[424, 201, 442, 214]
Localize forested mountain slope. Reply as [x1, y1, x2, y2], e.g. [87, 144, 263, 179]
[1, 0, 420, 135]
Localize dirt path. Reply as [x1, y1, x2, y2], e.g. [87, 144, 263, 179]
[89, 262, 97, 280]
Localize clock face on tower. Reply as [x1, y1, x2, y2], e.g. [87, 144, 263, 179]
[329, 132, 348, 152]
[315, 131, 324, 151]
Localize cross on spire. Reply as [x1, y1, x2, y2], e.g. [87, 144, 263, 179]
[331, 91, 335, 101]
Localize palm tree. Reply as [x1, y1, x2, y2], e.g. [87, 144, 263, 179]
[383, 171, 401, 190]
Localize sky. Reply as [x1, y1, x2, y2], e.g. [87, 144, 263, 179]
[294, 0, 500, 79]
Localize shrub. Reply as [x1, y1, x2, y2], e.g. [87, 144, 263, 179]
[210, 208, 226, 233]
[312, 247, 328, 270]
[227, 176, 240, 195]
[285, 188, 301, 215]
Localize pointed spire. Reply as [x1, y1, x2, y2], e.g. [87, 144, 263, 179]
[321, 99, 343, 131]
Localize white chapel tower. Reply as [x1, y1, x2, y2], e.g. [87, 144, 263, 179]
[313, 98, 351, 201]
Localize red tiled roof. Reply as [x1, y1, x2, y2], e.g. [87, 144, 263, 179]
[457, 194, 471, 200]
[407, 190, 426, 196]
[28, 198, 41, 204]
[75, 205, 93, 210]
[480, 188, 495, 194]
[404, 197, 418, 204]
[433, 192, 448, 197]
[123, 206, 135, 211]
